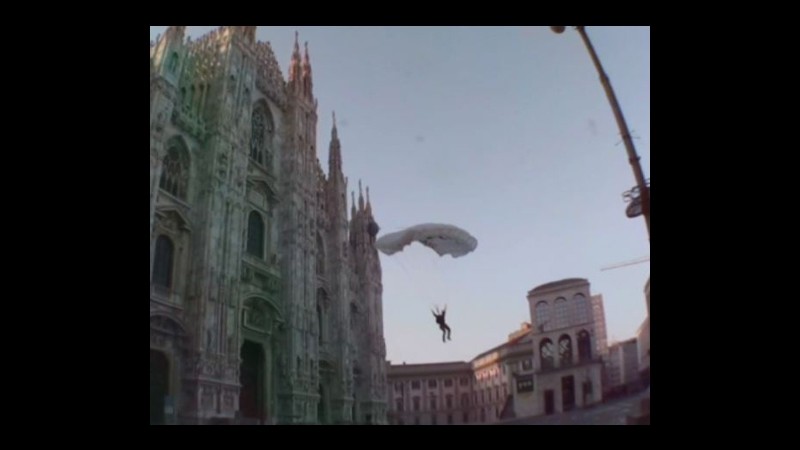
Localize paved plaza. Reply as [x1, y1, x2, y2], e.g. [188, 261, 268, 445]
[495, 389, 649, 425]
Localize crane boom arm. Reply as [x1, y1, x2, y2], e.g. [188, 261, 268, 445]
[600, 256, 650, 271]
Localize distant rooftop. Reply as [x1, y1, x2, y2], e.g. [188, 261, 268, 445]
[387, 325, 535, 374]
[472, 329, 532, 362]
[528, 278, 588, 296]
[387, 361, 471, 376]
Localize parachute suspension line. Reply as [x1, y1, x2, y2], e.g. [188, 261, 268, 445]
[417, 252, 441, 307]
[432, 254, 451, 308]
[375, 222, 478, 312]
[392, 251, 414, 281]
[385, 251, 428, 307]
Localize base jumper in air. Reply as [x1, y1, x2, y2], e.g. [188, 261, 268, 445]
[432, 305, 452, 343]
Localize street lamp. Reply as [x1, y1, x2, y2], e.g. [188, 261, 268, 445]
[551, 26, 650, 243]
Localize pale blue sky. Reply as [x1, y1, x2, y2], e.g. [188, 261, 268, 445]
[150, 26, 650, 364]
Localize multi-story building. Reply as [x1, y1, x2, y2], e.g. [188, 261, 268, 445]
[150, 26, 386, 424]
[386, 325, 537, 426]
[527, 278, 605, 415]
[386, 278, 610, 424]
[637, 316, 650, 387]
[386, 322, 574, 424]
[641, 276, 650, 382]
[386, 362, 474, 425]
[591, 294, 609, 359]
[470, 326, 531, 424]
[606, 338, 640, 394]
[627, 276, 651, 425]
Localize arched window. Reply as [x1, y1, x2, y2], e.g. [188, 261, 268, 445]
[558, 334, 573, 367]
[535, 301, 550, 331]
[152, 235, 174, 289]
[250, 102, 275, 167]
[168, 52, 179, 73]
[159, 141, 189, 200]
[317, 291, 325, 345]
[318, 302, 324, 340]
[578, 330, 592, 362]
[350, 302, 358, 329]
[574, 294, 590, 324]
[540, 339, 554, 370]
[553, 297, 567, 329]
[247, 211, 265, 259]
[316, 234, 325, 275]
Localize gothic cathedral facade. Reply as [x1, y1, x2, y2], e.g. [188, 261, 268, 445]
[149, 26, 387, 424]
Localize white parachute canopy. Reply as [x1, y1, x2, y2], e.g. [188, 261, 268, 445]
[375, 223, 478, 258]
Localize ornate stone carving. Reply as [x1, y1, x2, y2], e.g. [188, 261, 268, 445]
[224, 365, 238, 381]
[202, 360, 215, 376]
[216, 151, 228, 179]
[223, 393, 235, 411]
[201, 386, 215, 410]
[235, 165, 245, 189]
[151, 315, 184, 336]
[150, 330, 166, 348]
[254, 272, 271, 295]
[243, 297, 279, 335]
[227, 336, 236, 355]
[206, 330, 215, 351]
[280, 355, 288, 378]
[160, 215, 177, 231]
[254, 42, 287, 108]
[248, 308, 266, 328]
[153, 107, 168, 134]
[150, 28, 391, 425]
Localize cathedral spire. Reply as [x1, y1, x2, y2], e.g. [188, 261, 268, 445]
[365, 185, 379, 243]
[155, 26, 186, 81]
[302, 41, 314, 97]
[289, 31, 302, 83]
[329, 111, 342, 177]
[164, 26, 186, 42]
[332, 111, 338, 140]
[351, 191, 357, 219]
[233, 26, 257, 44]
[303, 42, 312, 74]
[358, 180, 365, 211]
